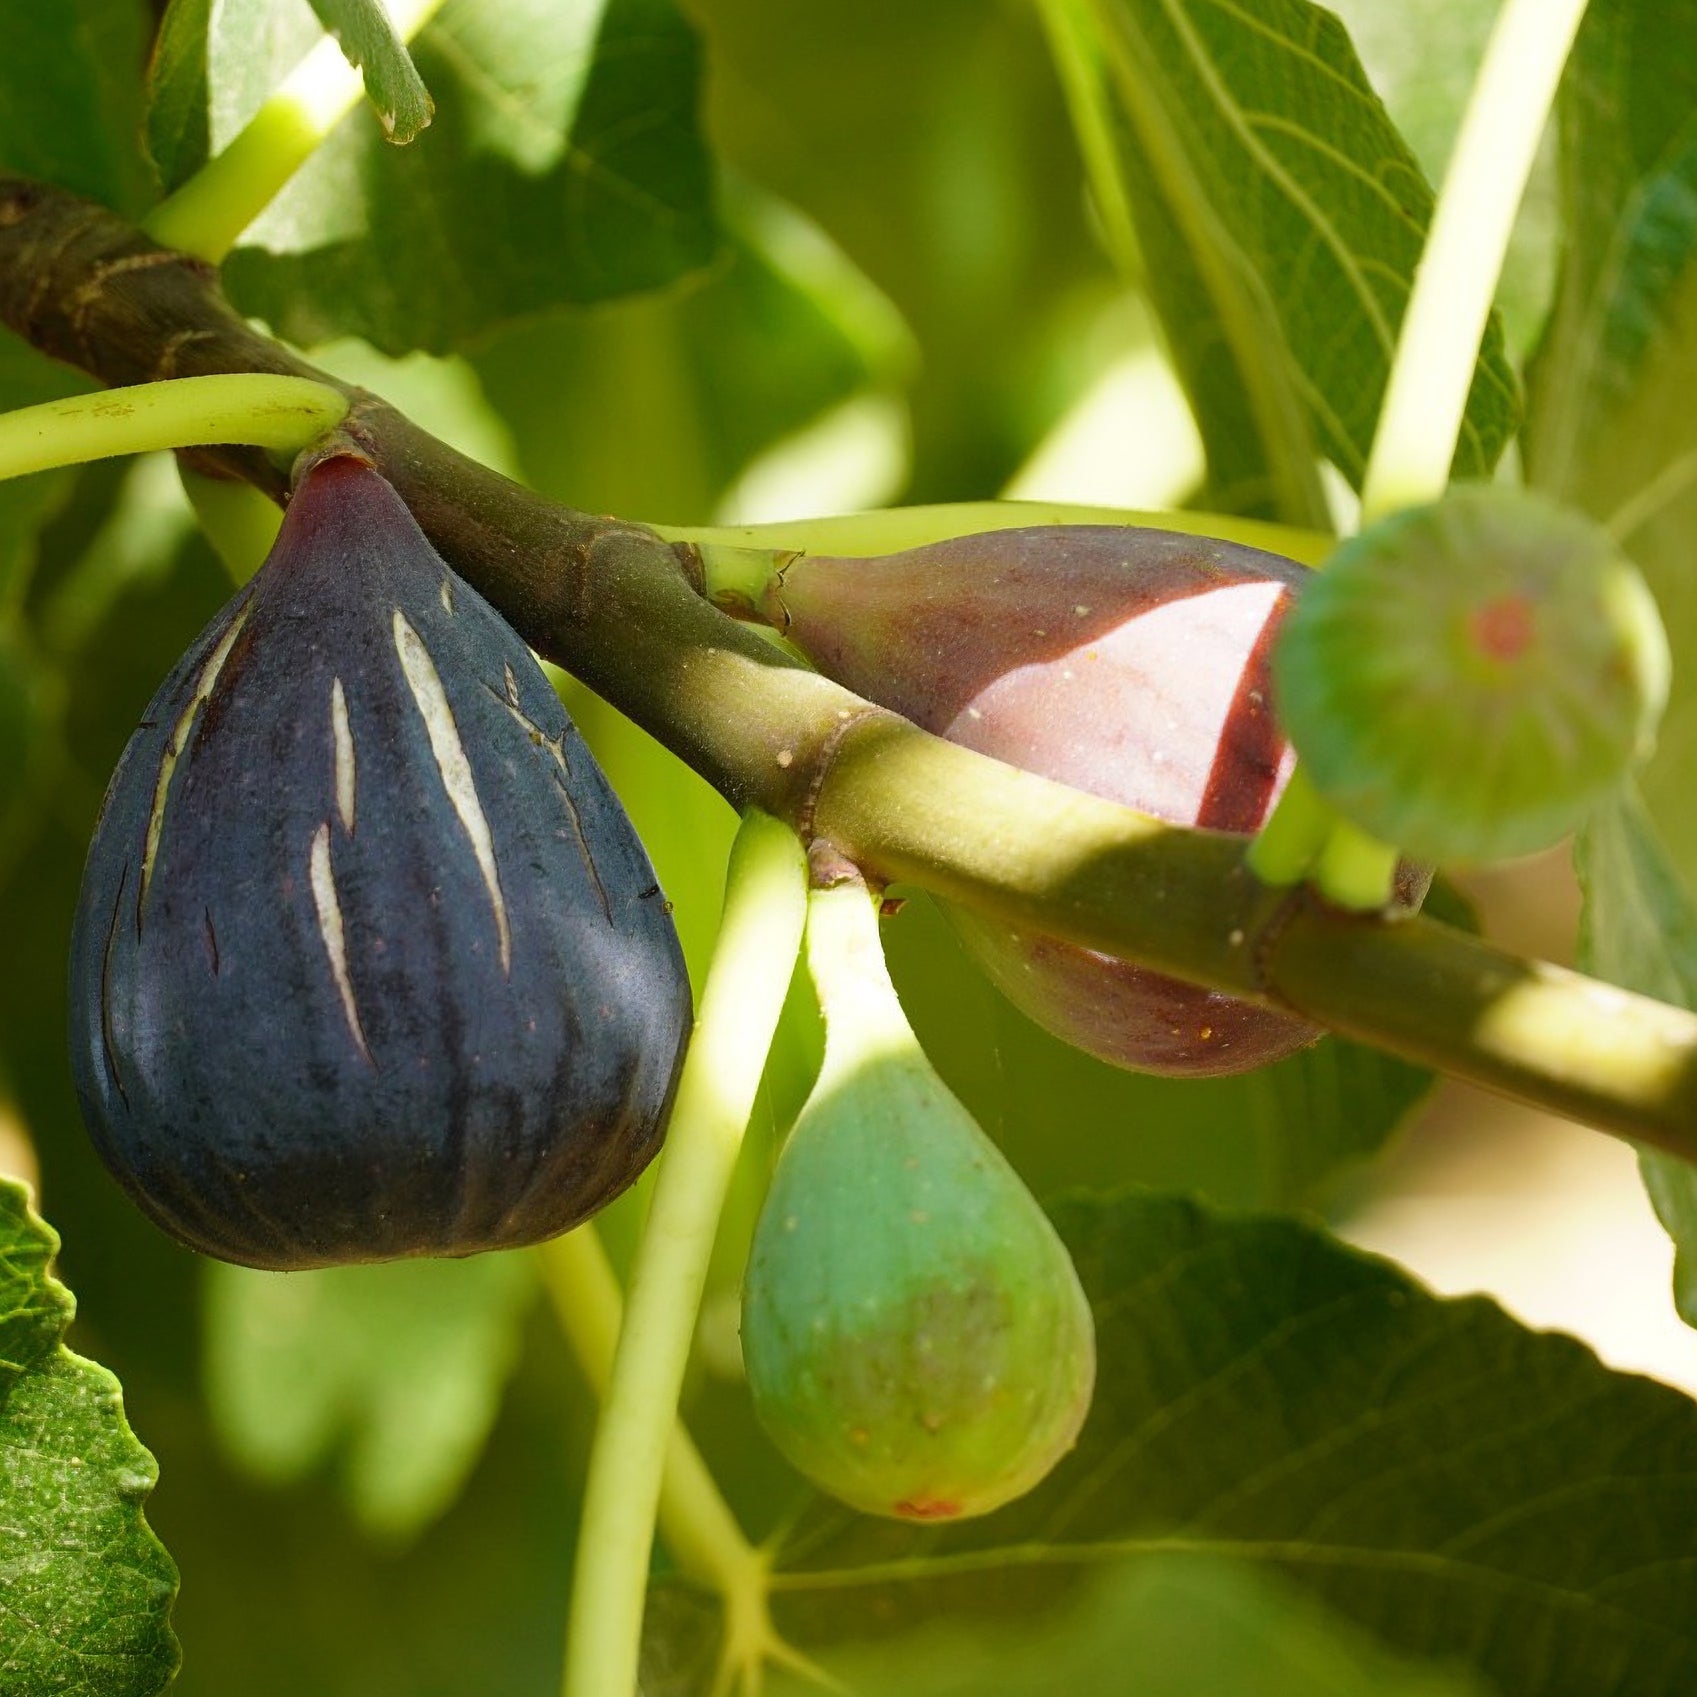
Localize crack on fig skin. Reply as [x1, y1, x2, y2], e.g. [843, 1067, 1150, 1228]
[769, 551, 799, 634]
[100, 864, 130, 1108]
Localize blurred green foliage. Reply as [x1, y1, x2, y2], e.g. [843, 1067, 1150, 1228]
[4, 0, 1697, 1693]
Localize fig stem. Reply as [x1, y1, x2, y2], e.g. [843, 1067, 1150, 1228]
[692, 542, 791, 620]
[538, 1226, 760, 1599]
[1359, 0, 1590, 523]
[805, 876, 921, 1077]
[562, 811, 808, 1697]
[1245, 764, 1331, 888]
[144, 0, 448, 263]
[1313, 820, 1399, 913]
[0, 375, 347, 483]
[654, 502, 1334, 569]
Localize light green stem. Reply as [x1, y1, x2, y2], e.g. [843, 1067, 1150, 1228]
[0, 375, 346, 482]
[1360, 0, 1591, 520]
[1257, 0, 1591, 906]
[539, 1227, 763, 1598]
[178, 466, 285, 584]
[1244, 764, 1331, 888]
[1313, 820, 1399, 913]
[562, 812, 808, 1697]
[144, 0, 449, 263]
[657, 500, 1333, 569]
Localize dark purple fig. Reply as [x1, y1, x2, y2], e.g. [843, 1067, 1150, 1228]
[766, 527, 1318, 1076]
[69, 455, 690, 1269]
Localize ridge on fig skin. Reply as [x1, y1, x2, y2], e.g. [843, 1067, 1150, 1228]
[772, 527, 1321, 1076]
[69, 455, 691, 1269]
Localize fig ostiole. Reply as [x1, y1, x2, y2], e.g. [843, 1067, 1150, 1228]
[1273, 484, 1671, 864]
[763, 526, 1321, 1076]
[69, 454, 691, 1270]
[740, 869, 1096, 1522]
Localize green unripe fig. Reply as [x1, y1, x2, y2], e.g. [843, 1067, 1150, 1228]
[741, 871, 1095, 1521]
[760, 526, 1319, 1075]
[1274, 485, 1671, 863]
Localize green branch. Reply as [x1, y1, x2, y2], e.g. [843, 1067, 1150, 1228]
[0, 375, 346, 483]
[4, 177, 1697, 1162]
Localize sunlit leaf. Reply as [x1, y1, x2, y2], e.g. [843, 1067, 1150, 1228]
[1574, 787, 1697, 1329]
[472, 178, 913, 526]
[305, 0, 434, 143]
[1037, 0, 1520, 521]
[228, 0, 716, 352]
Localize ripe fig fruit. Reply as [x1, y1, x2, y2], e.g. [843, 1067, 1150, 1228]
[1274, 485, 1671, 863]
[69, 454, 691, 1270]
[764, 526, 1318, 1075]
[741, 873, 1095, 1522]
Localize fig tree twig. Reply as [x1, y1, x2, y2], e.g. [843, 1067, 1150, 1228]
[3, 175, 1696, 1161]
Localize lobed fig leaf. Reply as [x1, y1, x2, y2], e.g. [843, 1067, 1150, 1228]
[768, 527, 1320, 1075]
[741, 876, 1095, 1522]
[68, 454, 691, 1269]
[1273, 485, 1671, 864]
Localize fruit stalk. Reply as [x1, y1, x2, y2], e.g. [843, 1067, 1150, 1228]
[0, 375, 347, 484]
[1360, 0, 1592, 522]
[562, 811, 807, 1697]
[539, 1227, 760, 1598]
[6, 179, 1697, 1155]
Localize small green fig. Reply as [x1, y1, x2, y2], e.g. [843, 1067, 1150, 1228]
[760, 526, 1320, 1075]
[1274, 485, 1671, 863]
[741, 870, 1095, 1522]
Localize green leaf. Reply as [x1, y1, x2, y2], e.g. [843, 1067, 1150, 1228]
[1527, 0, 1697, 878]
[471, 179, 912, 524]
[1039, 0, 1520, 522]
[766, 1556, 1484, 1697]
[305, 0, 434, 144]
[194, 0, 718, 353]
[0, 0, 153, 215]
[689, 1192, 1697, 1697]
[203, 1250, 538, 1541]
[0, 331, 94, 616]
[0, 1178, 179, 1695]
[1573, 788, 1697, 1328]
[1326, 0, 1556, 355]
